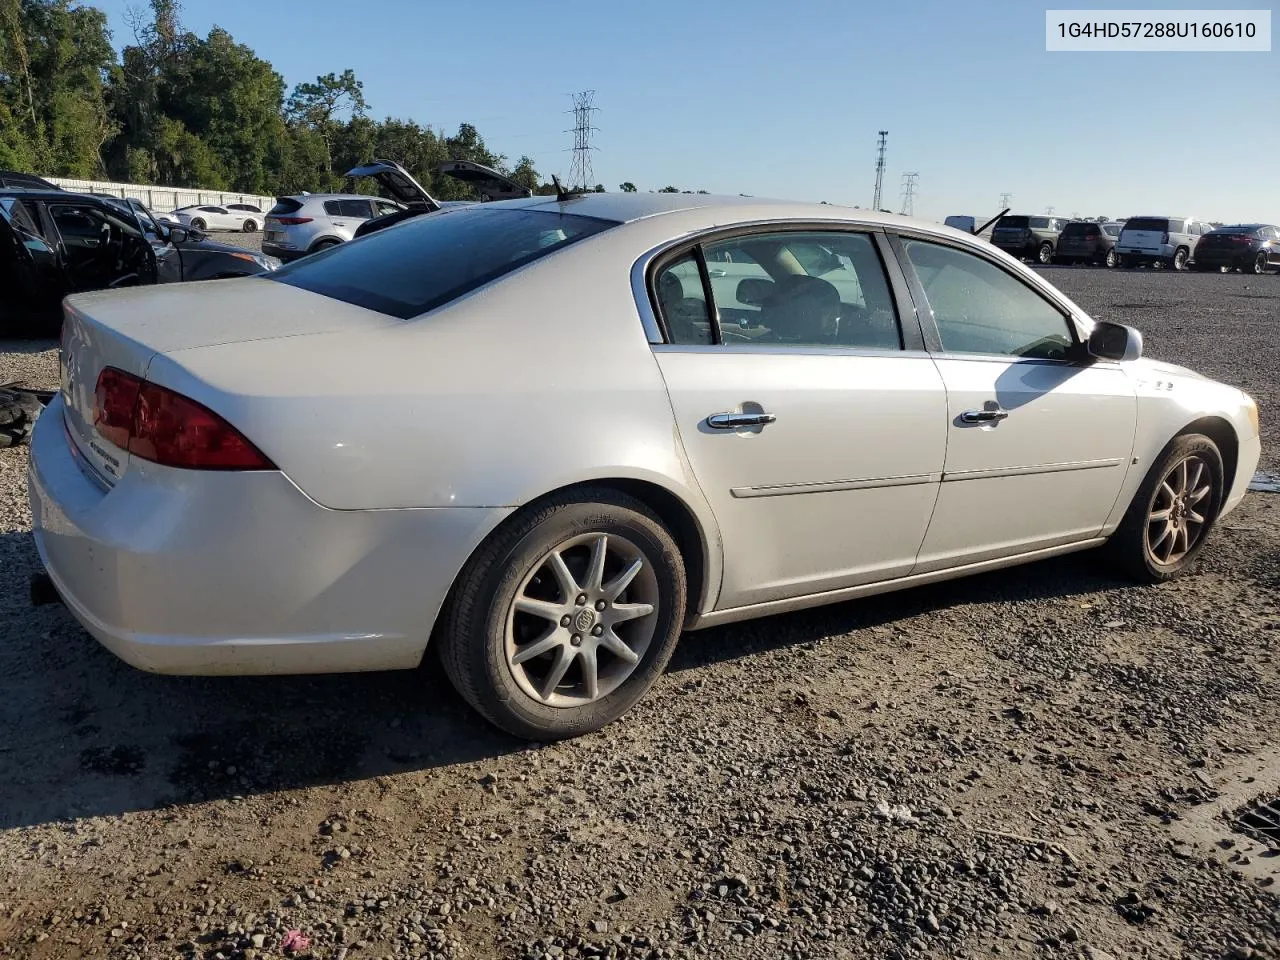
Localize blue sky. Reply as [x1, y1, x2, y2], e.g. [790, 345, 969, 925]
[91, 0, 1276, 223]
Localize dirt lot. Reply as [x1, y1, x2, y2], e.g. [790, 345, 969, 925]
[1, 267, 1278, 960]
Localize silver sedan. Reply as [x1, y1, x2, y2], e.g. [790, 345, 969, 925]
[29, 194, 1261, 739]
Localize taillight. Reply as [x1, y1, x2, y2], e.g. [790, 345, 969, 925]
[1231, 235, 1254, 244]
[1161, 232, 1170, 243]
[92, 368, 274, 470]
[274, 216, 313, 225]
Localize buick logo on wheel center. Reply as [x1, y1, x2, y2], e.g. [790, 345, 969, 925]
[573, 608, 596, 633]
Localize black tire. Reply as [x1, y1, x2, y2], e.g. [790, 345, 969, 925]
[0, 389, 43, 449]
[190, 218, 206, 231]
[439, 487, 687, 740]
[1037, 242, 1054, 265]
[1105, 433, 1225, 583]
[309, 239, 340, 254]
[241, 219, 258, 233]
[1251, 252, 1269, 275]
[1172, 247, 1189, 271]
[1105, 249, 1119, 268]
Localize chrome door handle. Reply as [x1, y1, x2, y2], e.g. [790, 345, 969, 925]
[960, 407, 1010, 424]
[708, 411, 776, 429]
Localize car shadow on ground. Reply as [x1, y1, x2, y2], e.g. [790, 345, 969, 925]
[0, 527, 1125, 830]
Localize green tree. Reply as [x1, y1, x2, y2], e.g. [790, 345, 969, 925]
[285, 68, 366, 187]
[619, 181, 637, 192]
[0, 0, 116, 176]
[592, 183, 605, 193]
[658, 185, 680, 193]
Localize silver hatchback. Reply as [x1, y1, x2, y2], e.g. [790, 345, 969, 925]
[262, 194, 403, 262]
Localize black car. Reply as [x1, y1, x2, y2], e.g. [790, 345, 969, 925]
[1192, 224, 1280, 274]
[1, 187, 279, 335]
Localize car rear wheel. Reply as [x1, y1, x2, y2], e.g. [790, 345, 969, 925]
[309, 239, 340, 253]
[1172, 248, 1189, 271]
[190, 218, 206, 231]
[1105, 249, 1119, 268]
[1106, 434, 1224, 583]
[1251, 252, 1270, 275]
[242, 219, 258, 233]
[1037, 242, 1054, 265]
[439, 488, 687, 740]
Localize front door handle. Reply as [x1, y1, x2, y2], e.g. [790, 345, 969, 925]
[959, 407, 1010, 424]
[708, 411, 776, 429]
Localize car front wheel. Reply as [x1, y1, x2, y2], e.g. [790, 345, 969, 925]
[1105, 249, 1118, 268]
[1251, 252, 1270, 275]
[1038, 242, 1054, 265]
[242, 219, 258, 233]
[1172, 248, 1189, 271]
[190, 218, 206, 231]
[440, 488, 687, 740]
[1106, 434, 1224, 583]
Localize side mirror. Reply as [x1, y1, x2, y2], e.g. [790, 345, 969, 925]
[1087, 320, 1142, 362]
[168, 226, 190, 244]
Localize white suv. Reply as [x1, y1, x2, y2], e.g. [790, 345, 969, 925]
[262, 194, 403, 262]
[1115, 216, 1209, 271]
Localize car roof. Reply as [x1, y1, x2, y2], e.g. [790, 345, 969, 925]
[288, 193, 385, 203]
[0, 188, 98, 202]
[473, 191, 952, 232]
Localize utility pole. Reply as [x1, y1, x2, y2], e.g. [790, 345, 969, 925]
[567, 91, 598, 191]
[999, 191, 1013, 210]
[871, 131, 888, 211]
[899, 171, 919, 217]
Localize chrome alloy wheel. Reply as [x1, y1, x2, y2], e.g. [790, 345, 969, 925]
[504, 532, 659, 707]
[1146, 455, 1213, 566]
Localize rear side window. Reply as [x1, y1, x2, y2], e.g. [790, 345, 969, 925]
[1103, 224, 1121, 237]
[271, 208, 614, 319]
[1167, 219, 1186, 234]
[269, 198, 303, 216]
[1029, 217, 1050, 229]
[1125, 217, 1169, 232]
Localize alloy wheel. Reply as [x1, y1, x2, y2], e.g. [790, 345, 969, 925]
[1146, 455, 1213, 566]
[1255, 252, 1269, 275]
[504, 532, 659, 707]
[1039, 243, 1053, 264]
[1106, 249, 1118, 268]
[1174, 249, 1188, 270]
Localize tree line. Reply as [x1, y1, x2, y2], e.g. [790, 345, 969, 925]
[0, 0, 709, 201]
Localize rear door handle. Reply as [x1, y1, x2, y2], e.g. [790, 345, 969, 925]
[708, 411, 776, 429]
[959, 407, 1010, 424]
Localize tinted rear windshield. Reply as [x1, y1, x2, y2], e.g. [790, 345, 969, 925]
[1061, 222, 1099, 237]
[269, 198, 303, 215]
[1209, 224, 1262, 236]
[1124, 217, 1170, 232]
[270, 207, 615, 319]
[995, 216, 1029, 229]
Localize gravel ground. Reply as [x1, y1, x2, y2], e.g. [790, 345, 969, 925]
[1, 267, 1278, 960]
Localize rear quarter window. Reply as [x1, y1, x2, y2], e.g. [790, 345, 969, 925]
[270, 207, 615, 319]
[269, 198, 303, 216]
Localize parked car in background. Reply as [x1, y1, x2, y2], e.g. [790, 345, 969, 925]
[1, 189, 277, 334]
[351, 159, 533, 239]
[1115, 216, 1207, 270]
[264, 159, 533, 259]
[1055, 221, 1124, 267]
[1192, 224, 1280, 274]
[170, 204, 262, 233]
[990, 214, 1069, 264]
[0, 171, 63, 191]
[29, 194, 1259, 740]
[261, 194, 405, 262]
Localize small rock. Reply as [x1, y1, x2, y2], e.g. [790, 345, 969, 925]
[590, 919, 608, 934]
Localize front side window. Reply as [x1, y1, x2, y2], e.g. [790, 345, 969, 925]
[0, 198, 52, 252]
[272, 208, 614, 319]
[901, 239, 1074, 361]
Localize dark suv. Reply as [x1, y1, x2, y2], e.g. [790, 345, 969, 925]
[1054, 221, 1124, 267]
[1192, 224, 1280, 274]
[1, 186, 279, 334]
[990, 214, 1070, 264]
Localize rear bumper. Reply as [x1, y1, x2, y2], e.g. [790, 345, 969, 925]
[261, 242, 305, 262]
[1193, 250, 1252, 268]
[28, 396, 510, 675]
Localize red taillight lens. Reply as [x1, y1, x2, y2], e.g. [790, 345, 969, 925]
[92, 367, 274, 471]
[274, 216, 313, 225]
[1231, 235, 1254, 244]
[93, 367, 143, 449]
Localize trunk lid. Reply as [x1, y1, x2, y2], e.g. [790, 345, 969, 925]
[436, 160, 532, 201]
[58, 278, 396, 485]
[346, 160, 439, 211]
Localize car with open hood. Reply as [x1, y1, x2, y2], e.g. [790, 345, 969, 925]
[261, 159, 531, 261]
[28, 193, 1260, 741]
[1, 190, 278, 335]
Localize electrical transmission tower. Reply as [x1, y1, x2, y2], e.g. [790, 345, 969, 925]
[899, 172, 919, 217]
[999, 191, 1013, 209]
[1045, 205, 1055, 216]
[871, 131, 888, 211]
[567, 91, 599, 191]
